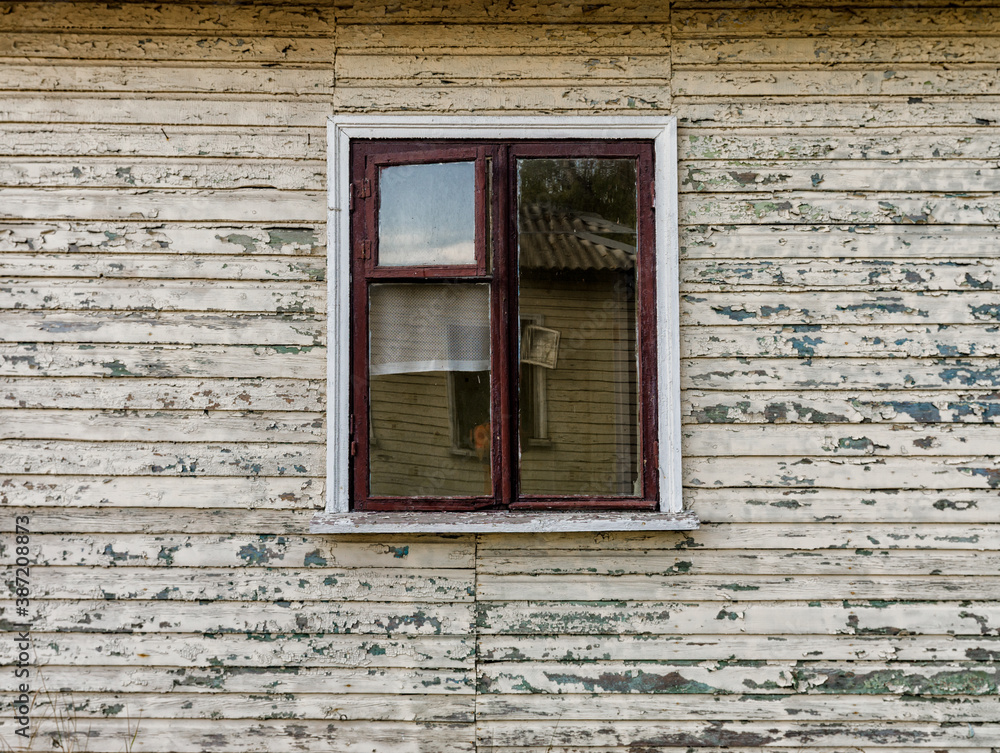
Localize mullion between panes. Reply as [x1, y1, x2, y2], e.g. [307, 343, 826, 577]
[491, 144, 513, 509]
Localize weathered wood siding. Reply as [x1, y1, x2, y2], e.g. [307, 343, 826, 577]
[1, 2, 998, 751]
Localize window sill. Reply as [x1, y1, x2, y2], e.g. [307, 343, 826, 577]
[309, 510, 699, 534]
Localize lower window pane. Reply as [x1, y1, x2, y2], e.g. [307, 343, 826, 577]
[368, 283, 492, 497]
[518, 157, 640, 496]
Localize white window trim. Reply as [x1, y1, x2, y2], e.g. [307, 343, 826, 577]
[317, 113, 691, 533]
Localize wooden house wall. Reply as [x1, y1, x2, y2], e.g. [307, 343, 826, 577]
[1, 1, 999, 751]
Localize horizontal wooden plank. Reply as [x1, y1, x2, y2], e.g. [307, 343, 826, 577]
[682, 325, 999, 358]
[1, 533, 474, 568]
[478, 719, 1000, 748]
[2, 599, 473, 635]
[0, 254, 326, 280]
[337, 23, 671, 52]
[679, 131, 1000, 161]
[0, 158, 326, 190]
[679, 98, 1000, 129]
[682, 358, 1000, 390]
[481, 660, 1000, 695]
[680, 225, 1000, 260]
[686, 455, 1000, 490]
[475, 574, 1000, 601]
[681, 192, 1000, 225]
[0, 3, 338, 33]
[681, 258, 1000, 292]
[673, 7, 1000, 37]
[0, 440, 322, 476]
[0, 32, 336, 63]
[683, 423, 1000, 457]
[0, 64, 335, 95]
[335, 0, 671, 23]
[0, 344, 325, 378]
[0, 188, 323, 222]
[12, 692, 474, 722]
[1, 477, 323, 510]
[682, 291, 1000, 325]
[478, 522, 1000, 551]
[0, 312, 323, 345]
[0, 718, 473, 753]
[0, 279, 324, 313]
[1, 377, 324, 410]
[336, 53, 669, 82]
[685, 390, 1000, 424]
[478, 693, 1000, 721]
[687, 488, 1000, 523]
[0, 663, 472, 692]
[331, 83, 671, 112]
[0, 223, 325, 256]
[676, 36, 1000, 65]
[1, 566, 473, 602]
[0, 94, 330, 126]
[476, 600, 1000, 635]
[480, 661, 795, 694]
[680, 160, 1000, 193]
[0, 124, 320, 158]
[0, 410, 325, 442]
[675, 69, 1000, 98]
[479, 633, 1000, 662]
[479, 547, 1000, 576]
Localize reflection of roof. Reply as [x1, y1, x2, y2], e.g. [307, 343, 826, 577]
[518, 205, 637, 271]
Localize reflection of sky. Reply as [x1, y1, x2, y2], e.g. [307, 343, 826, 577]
[379, 162, 476, 266]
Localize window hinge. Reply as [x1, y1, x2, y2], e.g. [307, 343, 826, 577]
[360, 239, 372, 260]
[350, 440, 358, 457]
[350, 180, 371, 212]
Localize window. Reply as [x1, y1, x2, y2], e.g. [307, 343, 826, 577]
[319, 116, 688, 530]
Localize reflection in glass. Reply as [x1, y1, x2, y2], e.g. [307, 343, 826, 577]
[378, 162, 476, 266]
[368, 283, 491, 497]
[517, 158, 640, 496]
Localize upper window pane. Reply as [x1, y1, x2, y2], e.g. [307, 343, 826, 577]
[378, 161, 476, 266]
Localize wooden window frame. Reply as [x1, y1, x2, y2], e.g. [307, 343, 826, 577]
[316, 115, 690, 532]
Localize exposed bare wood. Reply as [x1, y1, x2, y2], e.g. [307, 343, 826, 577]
[0, 188, 323, 222]
[1, 476, 324, 510]
[0, 377, 325, 410]
[0, 223, 325, 255]
[0, 439, 323, 475]
[5, 598, 474, 635]
[0, 663, 473, 692]
[0, 254, 326, 280]
[0, 311, 324, 345]
[0, 124, 321, 158]
[0, 410, 325, 442]
[0, 718, 474, 753]
[681, 357, 1000, 390]
[2, 566, 474, 602]
[0, 279, 324, 313]
[6, 532, 474, 568]
[0, 159, 326, 190]
[478, 633, 1000, 662]
[681, 258, 1000, 291]
[0, 344, 326, 378]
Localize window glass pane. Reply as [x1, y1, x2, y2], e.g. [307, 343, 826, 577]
[368, 283, 492, 497]
[517, 158, 640, 496]
[378, 162, 476, 266]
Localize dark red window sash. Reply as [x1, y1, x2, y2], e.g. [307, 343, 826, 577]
[350, 139, 657, 512]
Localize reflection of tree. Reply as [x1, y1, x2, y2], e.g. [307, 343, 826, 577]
[518, 159, 637, 235]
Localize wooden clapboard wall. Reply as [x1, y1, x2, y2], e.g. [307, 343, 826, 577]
[1, 1, 999, 751]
